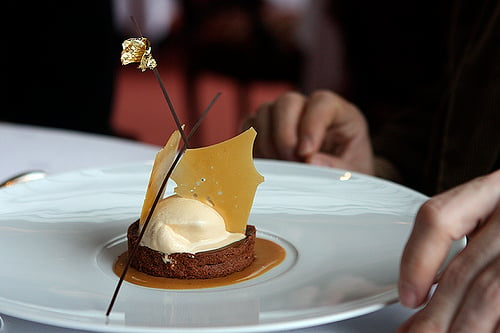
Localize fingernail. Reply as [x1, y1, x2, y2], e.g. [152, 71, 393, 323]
[399, 281, 418, 308]
[308, 154, 329, 166]
[298, 136, 314, 156]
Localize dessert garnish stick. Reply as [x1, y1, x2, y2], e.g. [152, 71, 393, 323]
[106, 93, 220, 317]
[151, 68, 189, 145]
[120, 17, 189, 147]
[109, 18, 221, 317]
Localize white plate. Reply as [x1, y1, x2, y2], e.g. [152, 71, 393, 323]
[0, 160, 464, 332]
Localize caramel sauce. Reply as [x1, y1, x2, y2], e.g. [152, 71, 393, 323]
[113, 238, 285, 289]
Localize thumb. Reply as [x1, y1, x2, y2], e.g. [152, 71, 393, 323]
[306, 152, 351, 169]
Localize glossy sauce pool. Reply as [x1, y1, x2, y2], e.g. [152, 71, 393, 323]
[113, 238, 285, 289]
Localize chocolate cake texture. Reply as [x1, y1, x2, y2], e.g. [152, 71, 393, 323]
[127, 221, 256, 279]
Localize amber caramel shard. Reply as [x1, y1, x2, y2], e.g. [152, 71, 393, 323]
[121, 37, 157, 71]
[140, 129, 182, 225]
[171, 128, 264, 233]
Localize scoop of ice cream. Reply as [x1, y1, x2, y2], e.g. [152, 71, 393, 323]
[140, 195, 245, 254]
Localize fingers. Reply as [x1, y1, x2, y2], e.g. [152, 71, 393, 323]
[400, 206, 500, 332]
[246, 89, 372, 173]
[450, 255, 500, 333]
[399, 258, 500, 333]
[271, 92, 307, 160]
[305, 152, 354, 169]
[297, 90, 342, 157]
[250, 101, 278, 159]
[297, 91, 374, 174]
[297, 90, 366, 158]
[435, 204, 500, 331]
[399, 171, 500, 308]
[398, 217, 453, 308]
[246, 92, 306, 160]
[398, 170, 500, 332]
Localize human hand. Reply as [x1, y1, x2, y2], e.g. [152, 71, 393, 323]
[243, 90, 375, 174]
[398, 169, 500, 332]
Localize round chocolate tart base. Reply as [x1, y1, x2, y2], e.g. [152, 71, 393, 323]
[127, 221, 256, 279]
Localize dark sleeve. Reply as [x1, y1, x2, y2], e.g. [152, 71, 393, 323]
[334, 0, 449, 191]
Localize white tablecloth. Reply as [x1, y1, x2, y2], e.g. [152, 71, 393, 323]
[0, 122, 416, 333]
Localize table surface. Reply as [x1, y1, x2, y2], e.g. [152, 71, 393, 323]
[0, 122, 417, 333]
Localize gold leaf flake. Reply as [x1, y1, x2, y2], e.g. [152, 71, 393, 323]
[121, 37, 157, 71]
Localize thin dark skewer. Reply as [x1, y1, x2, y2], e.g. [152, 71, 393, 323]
[189, 92, 221, 137]
[129, 15, 189, 147]
[152, 68, 190, 146]
[106, 93, 221, 317]
[130, 16, 143, 37]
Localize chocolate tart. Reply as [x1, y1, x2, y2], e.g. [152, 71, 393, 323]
[127, 221, 256, 279]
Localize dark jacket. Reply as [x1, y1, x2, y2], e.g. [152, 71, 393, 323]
[336, 0, 499, 195]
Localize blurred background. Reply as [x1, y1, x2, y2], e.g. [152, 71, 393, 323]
[11, 0, 415, 148]
[113, 0, 309, 147]
[7, 0, 319, 147]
